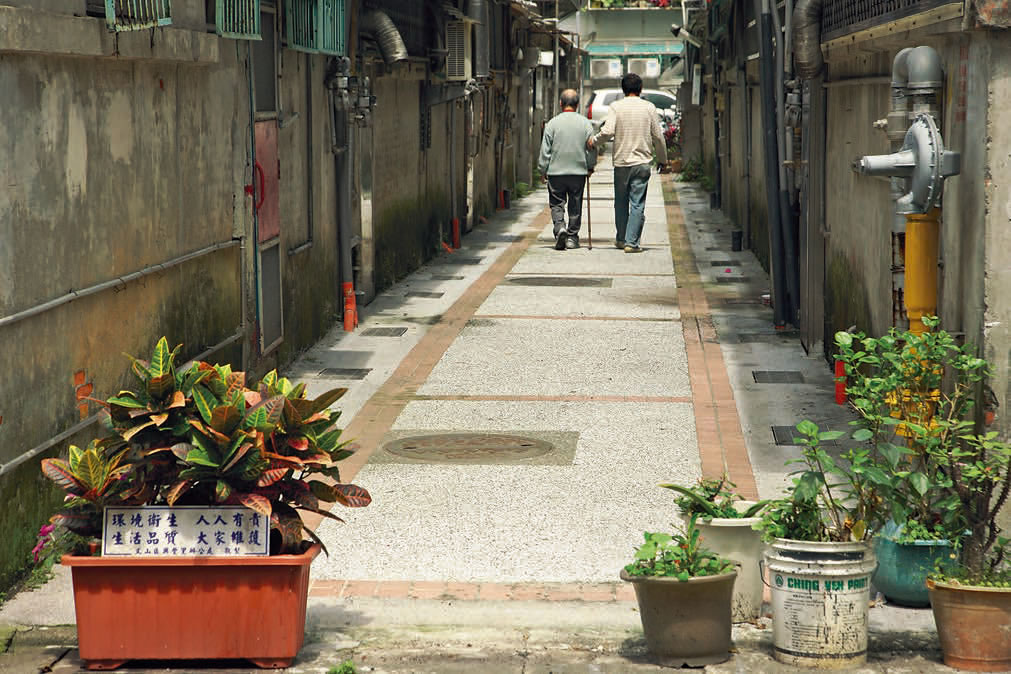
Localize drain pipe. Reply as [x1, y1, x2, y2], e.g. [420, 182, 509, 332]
[756, 0, 788, 327]
[325, 57, 357, 331]
[360, 10, 408, 66]
[770, 2, 799, 324]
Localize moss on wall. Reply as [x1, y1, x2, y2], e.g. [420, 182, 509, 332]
[825, 252, 873, 350]
[0, 452, 65, 592]
[373, 190, 450, 292]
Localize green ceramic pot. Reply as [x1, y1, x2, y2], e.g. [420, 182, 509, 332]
[873, 534, 952, 607]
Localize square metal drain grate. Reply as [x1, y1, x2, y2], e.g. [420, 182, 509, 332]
[737, 332, 799, 343]
[318, 368, 371, 379]
[406, 291, 445, 299]
[715, 276, 750, 284]
[710, 260, 741, 266]
[753, 370, 805, 384]
[506, 276, 613, 288]
[430, 274, 464, 280]
[442, 257, 484, 265]
[361, 327, 408, 337]
[773, 425, 838, 446]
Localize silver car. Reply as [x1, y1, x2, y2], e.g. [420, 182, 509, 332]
[586, 88, 678, 131]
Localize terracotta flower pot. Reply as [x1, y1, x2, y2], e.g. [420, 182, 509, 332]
[63, 544, 320, 670]
[620, 568, 737, 667]
[927, 578, 1011, 671]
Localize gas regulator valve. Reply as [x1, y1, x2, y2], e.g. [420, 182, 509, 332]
[855, 114, 960, 214]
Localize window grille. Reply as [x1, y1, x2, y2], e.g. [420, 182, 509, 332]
[214, 0, 261, 40]
[285, 0, 345, 55]
[104, 0, 172, 31]
[821, 0, 954, 41]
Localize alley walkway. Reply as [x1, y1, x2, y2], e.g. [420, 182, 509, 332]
[0, 158, 948, 673]
[302, 157, 754, 592]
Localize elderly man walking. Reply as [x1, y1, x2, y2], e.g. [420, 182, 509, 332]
[538, 89, 597, 250]
[587, 73, 669, 253]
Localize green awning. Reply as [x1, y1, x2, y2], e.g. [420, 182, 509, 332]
[585, 42, 685, 56]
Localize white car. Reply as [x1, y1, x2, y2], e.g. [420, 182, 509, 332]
[586, 88, 678, 131]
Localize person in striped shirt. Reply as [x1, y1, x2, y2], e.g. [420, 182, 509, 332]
[587, 73, 670, 253]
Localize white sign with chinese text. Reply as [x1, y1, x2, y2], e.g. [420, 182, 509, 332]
[102, 506, 270, 557]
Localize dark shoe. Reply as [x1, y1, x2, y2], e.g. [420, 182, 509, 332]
[624, 245, 644, 254]
[565, 236, 579, 249]
[554, 232, 567, 250]
[614, 240, 625, 249]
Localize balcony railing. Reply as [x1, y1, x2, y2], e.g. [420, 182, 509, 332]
[821, 0, 958, 41]
[587, 1, 677, 9]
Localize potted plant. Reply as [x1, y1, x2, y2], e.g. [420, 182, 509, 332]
[620, 516, 737, 666]
[660, 475, 768, 621]
[756, 421, 883, 669]
[36, 337, 371, 670]
[834, 323, 959, 607]
[844, 318, 1011, 671]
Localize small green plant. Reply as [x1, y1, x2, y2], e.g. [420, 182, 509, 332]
[756, 420, 887, 543]
[328, 660, 357, 674]
[677, 156, 705, 182]
[660, 474, 768, 519]
[699, 174, 716, 193]
[513, 181, 531, 199]
[624, 516, 735, 580]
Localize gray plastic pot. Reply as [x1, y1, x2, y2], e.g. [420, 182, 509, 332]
[620, 567, 737, 667]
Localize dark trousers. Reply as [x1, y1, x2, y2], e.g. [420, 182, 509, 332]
[546, 175, 586, 238]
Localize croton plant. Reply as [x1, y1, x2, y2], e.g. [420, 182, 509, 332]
[40, 337, 370, 555]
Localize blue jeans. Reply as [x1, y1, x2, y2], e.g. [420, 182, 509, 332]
[613, 163, 652, 247]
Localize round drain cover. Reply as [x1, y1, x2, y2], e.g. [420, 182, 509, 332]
[382, 433, 553, 463]
[506, 276, 609, 287]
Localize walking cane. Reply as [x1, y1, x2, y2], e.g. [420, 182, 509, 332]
[585, 174, 593, 251]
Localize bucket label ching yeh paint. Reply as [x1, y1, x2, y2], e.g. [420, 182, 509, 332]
[770, 571, 872, 660]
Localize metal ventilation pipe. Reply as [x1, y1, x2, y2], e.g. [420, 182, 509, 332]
[793, 0, 824, 80]
[361, 10, 408, 66]
[467, 0, 490, 79]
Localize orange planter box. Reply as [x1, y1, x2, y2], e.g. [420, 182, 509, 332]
[63, 544, 320, 670]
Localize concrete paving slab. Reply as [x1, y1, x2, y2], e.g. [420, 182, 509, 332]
[511, 244, 674, 275]
[417, 318, 691, 398]
[313, 400, 699, 583]
[478, 275, 680, 319]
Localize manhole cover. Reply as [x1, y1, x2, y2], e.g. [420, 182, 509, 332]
[382, 433, 554, 464]
[506, 276, 613, 288]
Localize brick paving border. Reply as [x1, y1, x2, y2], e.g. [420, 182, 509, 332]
[662, 176, 759, 499]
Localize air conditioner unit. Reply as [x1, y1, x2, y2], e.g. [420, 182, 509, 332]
[445, 20, 472, 82]
[590, 58, 622, 80]
[627, 58, 661, 79]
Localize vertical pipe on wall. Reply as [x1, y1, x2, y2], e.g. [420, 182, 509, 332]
[771, 0, 800, 324]
[756, 0, 788, 327]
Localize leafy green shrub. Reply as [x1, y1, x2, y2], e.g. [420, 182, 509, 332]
[624, 516, 735, 580]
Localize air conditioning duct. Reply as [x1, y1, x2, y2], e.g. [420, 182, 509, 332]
[466, 0, 490, 78]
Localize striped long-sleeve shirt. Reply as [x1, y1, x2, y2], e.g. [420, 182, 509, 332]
[592, 95, 668, 168]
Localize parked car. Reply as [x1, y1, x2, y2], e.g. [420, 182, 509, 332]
[586, 88, 678, 131]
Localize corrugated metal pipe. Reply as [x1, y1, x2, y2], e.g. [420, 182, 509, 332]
[793, 0, 824, 80]
[467, 0, 490, 79]
[360, 10, 408, 66]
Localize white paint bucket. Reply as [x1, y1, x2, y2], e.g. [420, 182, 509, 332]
[689, 501, 766, 622]
[764, 539, 877, 669]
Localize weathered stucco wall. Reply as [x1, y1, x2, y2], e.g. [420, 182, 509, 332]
[0, 19, 246, 587]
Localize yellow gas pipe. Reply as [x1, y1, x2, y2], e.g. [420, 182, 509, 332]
[904, 208, 940, 335]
